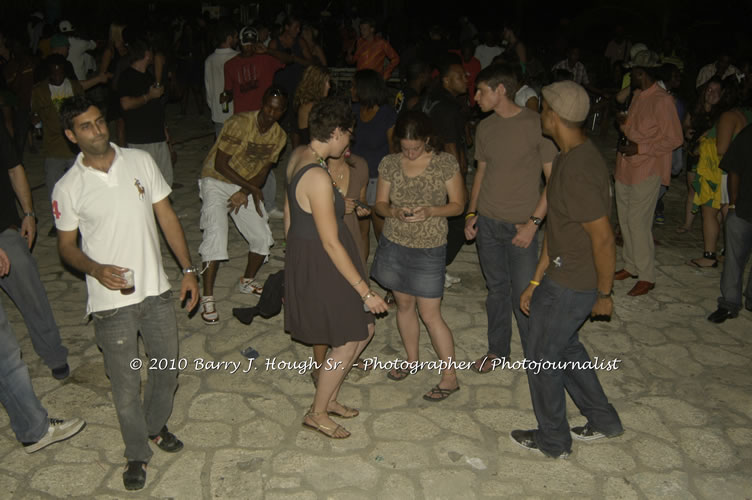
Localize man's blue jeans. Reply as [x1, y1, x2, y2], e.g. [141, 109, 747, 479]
[525, 278, 623, 457]
[0, 300, 49, 444]
[0, 228, 68, 370]
[92, 291, 179, 462]
[719, 212, 752, 313]
[476, 215, 538, 358]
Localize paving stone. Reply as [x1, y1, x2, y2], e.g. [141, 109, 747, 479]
[631, 436, 684, 470]
[30, 463, 108, 496]
[264, 491, 317, 500]
[419, 469, 478, 499]
[271, 452, 380, 490]
[677, 427, 740, 469]
[574, 443, 636, 473]
[210, 449, 270, 498]
[369, 441, 431, 469]
[151, 451, 206, 498]
[419, 407, 484, 440]
[376, 474, 416, 499]
[687, 344, 749, 367]
[476, 480, 525, 497]
[371, 411, 441, 440]
[603, 476, 639, 500]
[497, 459, 595, 495]
[0, 473, 19, 497]
[638, 397, 708, 426]
[630, 471, 696, 499]
[693, 474, 752, 499]
[187, 392, 254, 423]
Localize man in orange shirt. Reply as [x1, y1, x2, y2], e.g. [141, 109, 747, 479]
[613, 51, 682, 296]
[347, 18, 399, 80]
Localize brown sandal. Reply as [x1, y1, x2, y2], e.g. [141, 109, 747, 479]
[327, 404, 359, 419]
[302, 411, 350, 439]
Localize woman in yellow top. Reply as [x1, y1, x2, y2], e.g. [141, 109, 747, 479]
[690, 79, 752, 267]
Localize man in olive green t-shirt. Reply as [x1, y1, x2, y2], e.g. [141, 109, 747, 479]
[512, 81, 623, 458]
[464, 64, 556, 372]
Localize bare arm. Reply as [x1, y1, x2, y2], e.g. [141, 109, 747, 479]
[153, 197, 199, 310]
[715, 111, 738, 157]
[464, 160, 486, 239]
[57, 228, 129, 290]
[7, 165, 36, 248]
[511, 160, 552, 248]
[120, 84, 164, 111]
[728, 171, 740, 206]
[213, 149, 267, 216]
[423, 170, 465, 217]
[520, 233, 550, 315]
[443, 143, 467, 178]
[78, 72, 111, 91]
[382, 41, 400, 80]
[582, 215, 616, 318]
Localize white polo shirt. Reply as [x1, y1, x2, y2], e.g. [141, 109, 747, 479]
[52, 144, 172, 314]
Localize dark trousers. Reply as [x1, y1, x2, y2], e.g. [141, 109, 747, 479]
[525, 277, 623, 457]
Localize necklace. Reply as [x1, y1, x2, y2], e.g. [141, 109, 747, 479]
[309, 145, 346, 196]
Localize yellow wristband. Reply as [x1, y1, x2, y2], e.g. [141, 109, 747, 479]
[530, 280, 540, 286]
[465, 212, 477, 220]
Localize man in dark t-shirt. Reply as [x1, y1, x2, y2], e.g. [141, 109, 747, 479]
[708, 124, 752, 323]
[421, 56, 469, 284]
[0, 126, 69, 379]
[118, 39, 173, 187]
[511, 81, 623, 458]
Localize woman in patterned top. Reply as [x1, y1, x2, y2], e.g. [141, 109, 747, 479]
[371, 110, 465, 401]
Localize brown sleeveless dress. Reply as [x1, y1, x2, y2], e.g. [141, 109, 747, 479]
[284, 164, 373, 347]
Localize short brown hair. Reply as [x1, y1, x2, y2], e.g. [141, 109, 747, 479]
[476, 63, 519, 98]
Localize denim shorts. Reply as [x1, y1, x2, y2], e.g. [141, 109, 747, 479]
[370, 236, 446, 298]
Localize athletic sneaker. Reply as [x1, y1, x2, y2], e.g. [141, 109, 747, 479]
[571, 422, 623, 441]
[238, 277, 263, 295]
[444, 272, 461, 288]
[23, 417, 86, 453]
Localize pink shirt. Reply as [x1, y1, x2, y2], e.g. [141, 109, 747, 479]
[615, 83, 683, 186]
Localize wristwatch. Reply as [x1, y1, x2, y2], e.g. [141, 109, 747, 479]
[183, 266, 200, 275]
[529, 216, 542, 226]
[23, 211, 36, 218]
[598, 290, 613, 299]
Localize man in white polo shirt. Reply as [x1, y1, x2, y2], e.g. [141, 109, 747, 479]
[52, 96, 199, 491]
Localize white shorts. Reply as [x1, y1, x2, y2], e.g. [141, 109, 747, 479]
[198, 177, 274, 262]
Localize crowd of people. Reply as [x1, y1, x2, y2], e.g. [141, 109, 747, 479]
[1, 5, 752, 491]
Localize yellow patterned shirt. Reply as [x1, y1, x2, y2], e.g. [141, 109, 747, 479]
[201, 111, 286, 183]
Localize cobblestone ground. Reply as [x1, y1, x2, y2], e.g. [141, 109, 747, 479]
[1, 104, 751, 499]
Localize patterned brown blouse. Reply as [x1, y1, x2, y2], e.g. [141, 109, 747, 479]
[378, 151, 459, 248]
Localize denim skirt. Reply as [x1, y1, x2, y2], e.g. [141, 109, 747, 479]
[370, 236, 446, 298]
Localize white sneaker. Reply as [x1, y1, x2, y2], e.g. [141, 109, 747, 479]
[23, 417, 86, 453]
[238, 277, 263, 295]
[445, 272, 461, 284]
[200, 296, 219, 324]
[267, 208, 284, 219]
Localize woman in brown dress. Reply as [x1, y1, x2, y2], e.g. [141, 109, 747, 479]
[284, 97, 387, 439]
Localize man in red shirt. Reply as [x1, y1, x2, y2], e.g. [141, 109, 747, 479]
[223, 27, 284, 114]
[347, 18, 399, 80]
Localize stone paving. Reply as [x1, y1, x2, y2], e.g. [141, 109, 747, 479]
[1, 106, 751, 499]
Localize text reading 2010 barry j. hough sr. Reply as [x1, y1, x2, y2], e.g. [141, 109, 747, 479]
[128, 357, 345, 374]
